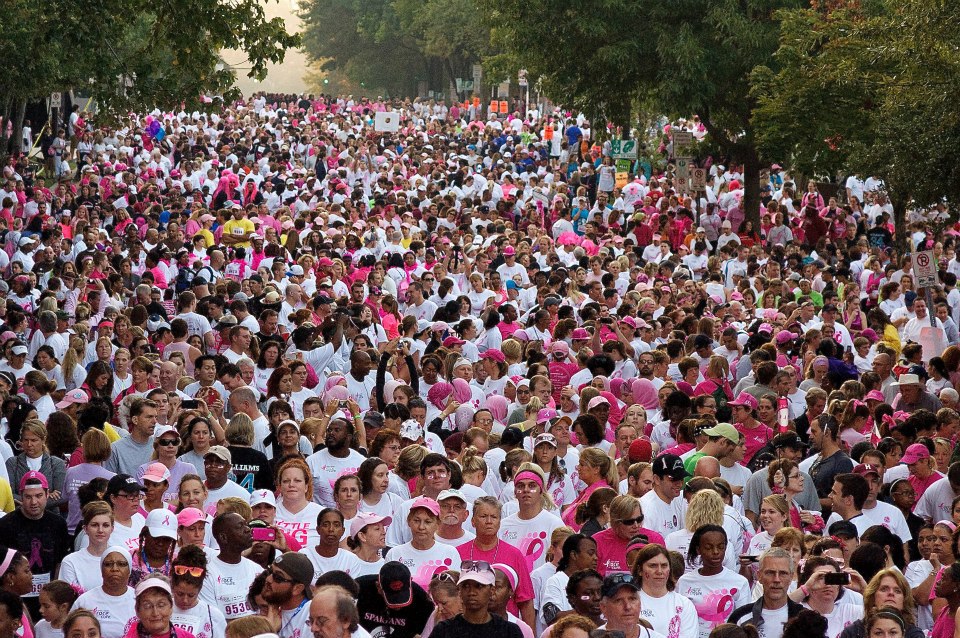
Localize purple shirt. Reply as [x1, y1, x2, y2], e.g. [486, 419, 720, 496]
[65, 463, 116, 529]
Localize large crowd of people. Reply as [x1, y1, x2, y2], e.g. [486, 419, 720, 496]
[0, 93, 956, 638]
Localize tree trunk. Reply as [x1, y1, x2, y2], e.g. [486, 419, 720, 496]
[891, 192, 909, 254]
[742, 143, 761, 233]
[11, 99, 25, 158]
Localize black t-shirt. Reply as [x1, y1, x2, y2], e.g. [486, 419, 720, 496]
[227, 446, 274, 491]
[0, 509, 69, 617]
[867, 226, 892, 248]
[355, 575, 434, 638]
[431, 614, 524, 638]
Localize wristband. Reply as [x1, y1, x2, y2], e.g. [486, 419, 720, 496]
[799, 584, 810, 598]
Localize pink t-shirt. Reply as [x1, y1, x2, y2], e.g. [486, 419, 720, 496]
[457, 540, 534, 614]
[594, 527, 666, 576]
[736, 421, 773, 464]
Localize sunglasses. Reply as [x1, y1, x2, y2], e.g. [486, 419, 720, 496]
[434, 570, 458, 583]
[617, 516, 643, 526]
[173, 565, 205, 577]
[157, 438, 181, 447]
[269, 568, 293, 584]
[460, 560, 492, 574]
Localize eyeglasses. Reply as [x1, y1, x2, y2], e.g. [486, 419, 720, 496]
[269, 568, 293, 584]
[605, 573, 636, 587]
[102, 560, 128, 569]
[617, 516, 643, 526]
[173, 565, 205, 577]
[204, 458, 228, 467]
[425, 470, 449, 479]
[157, 438, 181, 447]
[115, 492, 141, 501]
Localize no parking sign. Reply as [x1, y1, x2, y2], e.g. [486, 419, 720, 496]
[915, 250, 938, 288]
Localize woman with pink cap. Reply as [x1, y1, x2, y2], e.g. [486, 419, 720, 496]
[346, 511, 391, 577]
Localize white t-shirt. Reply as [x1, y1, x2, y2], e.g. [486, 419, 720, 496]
[203, 480, 251, 512]
[735, 603, 789, 638]
[275, 500, 324, 549]
[498, 509, 565, 572]
[384, 541, 462, 590]
[199, 555, 263, 619]
[71, 587, 136, 638]
[676, 568, 751, 638]
[914, 476, 957, 522]
[299, 545, 365, 578]
[904, 559, 935, 631]
[172, 601, 227, 638]
[747, 530, 775, 556]
[638, 590, 699, 638]
[58, 547, 105, 593]
[802, 603, 863, 638]
[306, 448, 367, 507]
[640, 490, 685, 538]
[103, 514, 145, 553]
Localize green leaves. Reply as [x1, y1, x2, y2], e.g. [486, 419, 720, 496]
[0, 0, 298, 119]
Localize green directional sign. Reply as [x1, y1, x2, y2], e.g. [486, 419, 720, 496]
[611, 139, 638, 160]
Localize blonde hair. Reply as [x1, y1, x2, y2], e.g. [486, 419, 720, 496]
[579, 447, 619, 487]
[685, 489, 725, 533]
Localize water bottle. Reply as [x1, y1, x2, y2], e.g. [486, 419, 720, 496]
[777, 396, 789, 433]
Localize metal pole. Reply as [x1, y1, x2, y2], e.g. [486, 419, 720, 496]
[926, 287, 936, 328]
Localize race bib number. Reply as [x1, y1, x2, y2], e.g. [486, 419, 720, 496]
[28, 572, 51, 597]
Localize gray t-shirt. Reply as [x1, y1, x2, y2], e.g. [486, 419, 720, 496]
[105, 436, 155, 476]
[743, 467, 822, 516]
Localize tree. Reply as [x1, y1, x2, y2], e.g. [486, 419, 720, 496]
[299, 0, 491, 99]
[0, 0, 298, 153]
[479, 0, 807, 229]
[752, 0, 960, 246]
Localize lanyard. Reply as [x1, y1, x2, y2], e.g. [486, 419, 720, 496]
[279, 599, 309, 637]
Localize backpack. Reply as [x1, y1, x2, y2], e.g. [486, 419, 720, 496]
[175, 266, 196, 293]
[710, 380, 732, 422]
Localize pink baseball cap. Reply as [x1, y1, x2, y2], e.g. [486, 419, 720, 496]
[408, 496, 440, 517]
[177, 507, 207, 528]
[480, 349, 506, 363]
[142, 462, 171, 484]
[865, 390, 885, 402]
[775, 330, 794, 345]
[729, 392, 759, 411]
[571, 328, 591, 340]
[19, 471, 48, 492]
[587, 396, 610, 410]
[350, 511, 393, 539]
[901, 443, 931, 465]
[56, 388, 90, 410]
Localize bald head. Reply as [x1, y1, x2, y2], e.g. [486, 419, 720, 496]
[694, 456, 721, 479]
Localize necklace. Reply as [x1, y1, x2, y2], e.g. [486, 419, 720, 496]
[471, 539, 500, 563]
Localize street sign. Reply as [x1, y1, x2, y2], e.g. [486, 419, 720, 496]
[50, 92, 62, 108]
[472, 63, 483, 86]
[673, 130, 693, 154]
[611, 139, 637, 160]
[676, 158, 690, 180]
[518, 69, 528, 87]
[915, 250, 939, 288]
[374, 111, 400, 132]
[691, 168, 707, 190]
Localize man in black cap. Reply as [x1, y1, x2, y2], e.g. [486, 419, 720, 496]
[431, 560, 522, 638]
[261, 552, 313, 638]
[597, 573, 647, 638]
[639, 454, 689, 538]
[743, 432, 820, 527]
[355, 561, 434, 638]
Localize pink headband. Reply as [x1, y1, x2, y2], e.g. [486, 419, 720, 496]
[0, 548, 15, 577]
[514, 470, 544, 491]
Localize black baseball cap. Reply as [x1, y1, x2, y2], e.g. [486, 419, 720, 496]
[828, 520, 858, 540]
[379, 561, 413, 608]
[106, 474, 146, 497]
[500, 427, 525, 447]
[772, 432, 809, 449]
[651, 454, 690, 480]
[601, 573, 640, 598]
